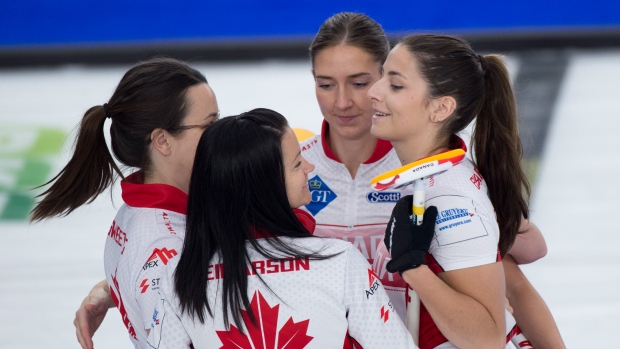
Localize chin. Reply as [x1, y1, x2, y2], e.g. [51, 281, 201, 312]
[299, 194, 312, 207]
[370, 124, 388, 140]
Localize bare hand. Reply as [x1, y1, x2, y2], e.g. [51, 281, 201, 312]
[74, 280, 112, 349]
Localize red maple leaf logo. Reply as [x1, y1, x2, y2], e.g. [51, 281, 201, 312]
[216, 291, 313, 349]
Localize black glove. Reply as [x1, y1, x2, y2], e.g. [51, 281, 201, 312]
[384, 195, 438, 274]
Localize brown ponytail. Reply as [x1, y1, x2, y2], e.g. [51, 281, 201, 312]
[474, 55, 531, 256]
[401, 35, 530, 256]
[30, 106, 123, 221]
[30, 57, 208, 222]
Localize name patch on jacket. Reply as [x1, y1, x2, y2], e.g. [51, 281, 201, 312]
[304, 175, 337, 216]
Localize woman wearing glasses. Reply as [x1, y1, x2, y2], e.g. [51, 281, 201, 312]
[31, 57, 219, 348]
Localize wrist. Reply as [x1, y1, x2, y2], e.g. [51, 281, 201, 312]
[401, 264, 430, 288]
[398, 263, 421, 276]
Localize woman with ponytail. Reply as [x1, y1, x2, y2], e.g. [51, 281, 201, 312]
[367, 34, 563, 349]
[31, 57, 220, 348]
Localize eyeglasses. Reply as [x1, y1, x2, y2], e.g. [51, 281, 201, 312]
[178, 111, 220, 131]
[178, 123, 210, 131]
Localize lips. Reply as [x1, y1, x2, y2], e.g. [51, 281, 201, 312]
[372, 107, 390, 118]
[373, 110, 391, 118]
[336, 114, 358, 122]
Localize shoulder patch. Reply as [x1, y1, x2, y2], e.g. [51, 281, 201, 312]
[427, 195, 489, 246]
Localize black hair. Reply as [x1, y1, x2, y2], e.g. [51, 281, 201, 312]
[175, 108, 334, 329]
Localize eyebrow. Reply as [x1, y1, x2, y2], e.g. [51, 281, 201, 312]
[315, 72, 372, 80]
[387, 71, 406, 78]
[207, 110, 220, 119]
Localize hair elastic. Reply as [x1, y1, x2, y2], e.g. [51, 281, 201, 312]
[103, 103, 111, 119]
[478, 55, 487, 72]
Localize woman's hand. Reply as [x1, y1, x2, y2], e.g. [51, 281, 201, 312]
[74, 279, 113, 349]
[384, 195, 438, 274]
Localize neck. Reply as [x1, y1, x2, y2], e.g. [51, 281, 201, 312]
[143, 170, 188, 194]
[327, 131, 378, 179]
[391, 132, 448, 165]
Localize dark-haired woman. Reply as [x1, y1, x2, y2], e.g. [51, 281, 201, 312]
[147, 109, 416, 348]
[367, 34, 564, 349]
[31, 58, 220, 348]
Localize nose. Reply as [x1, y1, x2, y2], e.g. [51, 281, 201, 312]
[335, 87, 352, 110]
[305, 160, 315, 174]
[367, 80, 381, 102]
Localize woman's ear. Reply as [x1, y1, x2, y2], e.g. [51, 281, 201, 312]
[431, 96, 456, 123]
[150, 128, 172, 156]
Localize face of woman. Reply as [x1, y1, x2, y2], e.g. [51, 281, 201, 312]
[367, 44, 436, 143]
[313, 45, 382, 141]
[281, 127, 315, 208]
[172, 83, 219, 192]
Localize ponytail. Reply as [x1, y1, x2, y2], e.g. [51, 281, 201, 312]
[30, 105, 123, 222]
[30, 57, 208, 223]
[473, 55, 530, 256]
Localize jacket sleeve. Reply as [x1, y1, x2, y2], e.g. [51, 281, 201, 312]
[342, 245, 418, 348]
[134, 236, 185, 331]
[146, 277, 192, 349]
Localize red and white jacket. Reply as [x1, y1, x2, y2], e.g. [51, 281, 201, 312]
[104, 172, 187, 347]
[372, 139, 518, 349]
[299, 120, 411, 266]
[147, 210, 417, 349]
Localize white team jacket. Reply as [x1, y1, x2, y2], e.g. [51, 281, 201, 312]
[299, 120, 410, 266]
[147, 214, 417, 349]
[104, 172, 188, 347]
[372, 139, 518, 349]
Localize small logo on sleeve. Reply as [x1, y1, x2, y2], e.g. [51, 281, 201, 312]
[138, 278, 161, 294]
[380, 305, 390, 323]
[142, 248, 178, 270]
[366, 269, 383, 299]
[470, 167, 483, 190]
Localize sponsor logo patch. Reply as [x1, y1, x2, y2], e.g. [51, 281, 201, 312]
[366, 191, 401, 203]
[437, 208, 474, 231]
[380, 305, 390, 323]
[470, 167, 483, 190]
[142, 247, 178, 270]
[138, 278, 161, 294]
[365, 268, 382, 299]
[304, 175, 337, 216]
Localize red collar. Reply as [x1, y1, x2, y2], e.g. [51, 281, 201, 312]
[293, 208, 316, 233]
[120, 172, 188, 215]
[121, 174, 316, 235]
[320, 120, 393, 164]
